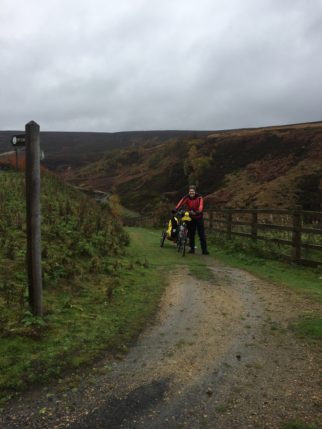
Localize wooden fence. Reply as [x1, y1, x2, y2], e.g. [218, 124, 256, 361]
[123, 208, 322, 267]
[205, 208, 322, 267]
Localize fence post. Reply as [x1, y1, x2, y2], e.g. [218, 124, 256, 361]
[292, 208, 302, 263]
[25, 121, 43, 317]
[251, 210, 258, 241]
[226, 209, 232, 240]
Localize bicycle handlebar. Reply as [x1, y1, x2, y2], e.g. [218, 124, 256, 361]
[174, 209, 200, 216]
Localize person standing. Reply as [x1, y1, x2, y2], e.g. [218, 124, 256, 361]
[175, 185, 209, 255]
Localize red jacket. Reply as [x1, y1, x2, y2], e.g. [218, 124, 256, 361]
[176, 194, 204, 219]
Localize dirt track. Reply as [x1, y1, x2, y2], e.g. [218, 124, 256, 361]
[1, 258, 321, 429]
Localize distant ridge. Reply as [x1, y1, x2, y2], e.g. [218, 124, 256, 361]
[0, 130, 213, 169]
[1, 120, 321, 170]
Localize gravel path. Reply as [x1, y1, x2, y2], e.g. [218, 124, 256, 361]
[1, 259, 321, 429]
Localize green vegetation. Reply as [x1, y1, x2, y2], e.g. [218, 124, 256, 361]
[189, 260, 216, 282]
[127, 228, 216, 281]
[183, 141, 214, 185]
[0, 170, 128, 327]
[208, 233, 322, 300]
[70, 122, 322, 214]
[292, 317, 322, 340]
[0, 170, 131, 404]
[209, 211, 322, 266]
[1, 171, 320, 409]
[0, 176, 212, 407]
[208, 233, 322, 341]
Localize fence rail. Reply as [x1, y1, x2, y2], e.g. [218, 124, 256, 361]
[205, 208, 322, 267]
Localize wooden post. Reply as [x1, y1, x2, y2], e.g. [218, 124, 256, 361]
[226, 210, 232, 240]
[292, 208, 302, 263]
[25, 121, 43, 316]
[251, 210, 258, 241]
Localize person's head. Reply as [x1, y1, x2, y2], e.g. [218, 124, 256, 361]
[188, 185, 196, 198]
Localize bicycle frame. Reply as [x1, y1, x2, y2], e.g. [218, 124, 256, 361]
[160, 210, 192, 256]
[176, 211, 192, 256]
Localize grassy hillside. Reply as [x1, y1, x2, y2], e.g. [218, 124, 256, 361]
[0, 130, 212, 170]
[205, 123, 322, 210]
[0, 173, 214, 404]
[0, 171, 132, 402]
[3, 122, 321, 214]
[0, 169, 130, 323]
[70, 122, 322, 213]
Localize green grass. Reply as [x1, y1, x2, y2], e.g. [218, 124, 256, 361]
[0, 171, 129, 328]
[0, 226, 213, 406]
[208, 235, 322, 301]
[0, 170, 129, 405]
[292, 318, 322, 340]
[1, 221, 320, 406]
[208, 234, 322, 342]
[128, 227, 216, 280]
[0, 232, 154, 405]
[189, 262, 217, 282]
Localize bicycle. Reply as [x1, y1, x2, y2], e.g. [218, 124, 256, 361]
[176, 210, 192, 256]
[160, 214, 179, 247]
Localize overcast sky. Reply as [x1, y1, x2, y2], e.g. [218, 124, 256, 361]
[1, 0, 322, 132]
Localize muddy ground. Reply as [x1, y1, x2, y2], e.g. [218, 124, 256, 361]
[1, 258, 321, 429]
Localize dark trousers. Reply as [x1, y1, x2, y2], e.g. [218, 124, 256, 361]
[188, 217, 208, 253]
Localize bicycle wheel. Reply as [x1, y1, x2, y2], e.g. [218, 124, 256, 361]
[181, 226, 188, 256]
[177, 228, 182, 252]
[177, 237, 182, 252]
[181, 237, 186, 256]
[160, 231, 166, 247]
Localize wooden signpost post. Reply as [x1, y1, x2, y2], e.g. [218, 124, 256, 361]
[11, 121, 43, 316]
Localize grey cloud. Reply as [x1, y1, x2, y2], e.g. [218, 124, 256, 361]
[1, 0, 322, 131]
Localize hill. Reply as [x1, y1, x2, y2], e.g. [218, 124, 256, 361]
[0, 130, 212, 170]
[0, 170, 128, 332]
[0, 169, 132, 400]
[68, 122, 322, 213]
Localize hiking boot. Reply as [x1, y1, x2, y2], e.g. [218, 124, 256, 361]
[202, 250, 210, 255]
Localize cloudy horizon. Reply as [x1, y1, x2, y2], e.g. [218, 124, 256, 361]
[1, 0, 322, 132]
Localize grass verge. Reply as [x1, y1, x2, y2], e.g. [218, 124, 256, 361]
[208, 236, 322, 300]
[292, 317, 322, 340]
[0, 227, 211, 407]
[208, 234, 322, 342]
